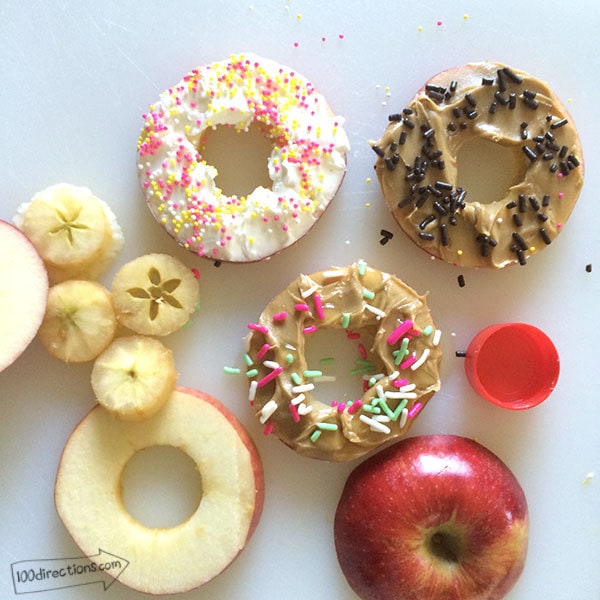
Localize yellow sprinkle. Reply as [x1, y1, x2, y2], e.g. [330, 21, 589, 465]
[457, 250, 463, 256]
[249, 237, 255, 244]
[529, 246, 536, 252]
[365, 177, 372, 184]
[365, 202, 371, 208]
[463, 13, 469, 19]
[296, 12, 302, 20]
[418, 25, 423, 31]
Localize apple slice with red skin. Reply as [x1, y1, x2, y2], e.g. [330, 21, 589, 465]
[55, 387, 264, 595]
[0, 219, 48, 373]
[334, 434, 529, 600]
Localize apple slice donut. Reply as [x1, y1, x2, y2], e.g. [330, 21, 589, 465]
[55, 387, 264, 595]
[245, 261, 442, 461]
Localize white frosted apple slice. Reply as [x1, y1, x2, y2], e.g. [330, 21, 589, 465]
[55, 387, 264, 595]
[91, 335, 178, 421]
[0, 220, 49, 372]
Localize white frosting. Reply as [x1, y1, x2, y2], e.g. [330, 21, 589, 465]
[137, 53, 350, 262]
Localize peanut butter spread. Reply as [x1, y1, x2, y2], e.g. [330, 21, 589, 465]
[372, 62, 584, 268]
[245, 262, 442, 461]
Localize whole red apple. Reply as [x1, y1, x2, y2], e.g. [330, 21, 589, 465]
[334, 434, 529, 600]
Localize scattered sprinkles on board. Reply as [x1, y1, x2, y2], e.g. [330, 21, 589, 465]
[229, 262, 442, 461]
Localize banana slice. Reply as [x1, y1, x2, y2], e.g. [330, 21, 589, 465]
[111, 254, 200, 336]
[91, 335, 178, 421]
[38, 280, 117, 362]
[15, 183, 124, 283]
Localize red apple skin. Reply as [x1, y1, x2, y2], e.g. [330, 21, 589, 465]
[334, 435, 529, 600]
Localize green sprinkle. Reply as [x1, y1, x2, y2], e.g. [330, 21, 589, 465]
[316, 422, 339, 431]
[362, 288, 375, 300]
[304, 369, 323, 378]
[341, 313, 351, 328]
[358, 260, 367, 276]
[291, 372, 302, 385]
[392, 399, 409, 420]
[243, 353, 254, 366]
[394, 338, 410, 365]
[286, 353, 294, 364]
[377, 398, 396, 420]
[310, 430, 322, 443]
[320, 357, 335, 364]
[246, 368, 259, 378]
[350, 366, 374, 376]
[362, 403, 382, 414]
[423, 325, 434, 336]
[223, 366, 241, 375]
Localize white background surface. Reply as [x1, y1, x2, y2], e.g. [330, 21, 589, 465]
[1, 1, 599, 598]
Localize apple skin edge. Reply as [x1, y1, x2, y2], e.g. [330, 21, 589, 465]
[334, 434, 529, 600]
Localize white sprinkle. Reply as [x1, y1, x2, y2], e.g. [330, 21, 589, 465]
[385, 391, 417, 400]
[432, 329, 442, 346]
[376, 384, 385, 399]
[249, 380, 258, 402]
[298, 403, 313, 415]
[399, 383, 416, 393]
[259, 399, 278, 424]
[399, 407, 409, 428]
[372, 414, 391, 423]
[360, 414, 391, 434]
[263, 360, 280, 370]
[285, 343, 297, 351]
[411, 348, 431, 371]
[313, 375, 337, 383]
[365, 303, 386, 318]
[321, 268, 346, 280]
[292, 383, 315, 393]
[301, 283, 319, 298]
[389, 370, 400, 381]
[291, 393, 306, 405]
[363, 372, 384, 381]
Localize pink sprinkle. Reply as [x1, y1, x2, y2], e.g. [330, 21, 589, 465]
[400, 354, 417, 370]
[347, 400, 363, 414]
[337, 402, 346, 413]
[256, 343, 270, 360]
[387, 320, 414, 345]
[289, 403, 301, 423]
[393, 378, 410, 388]
[303, 325, 318, 334]
[437, 20, 443, 26]
[273, 312, 288, 322]
[248, 323, 269, 335]
[558, 192, 564, 199]
[295, 303, 310, 312]
[408, 402, 423, 418]
[314, 294, 325, 320]
[191, 268, 200, 279]
[338, 33, 345, 39]
[263, 423, 274, 435]
[346, 330, 361, 340]
[358, 343, 368, 360]
[257, 366, 284, 388]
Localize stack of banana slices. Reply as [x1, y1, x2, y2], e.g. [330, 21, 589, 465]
[14, 183, 201, 421]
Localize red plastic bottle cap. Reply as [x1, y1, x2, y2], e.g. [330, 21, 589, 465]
[464, 322, 559, 410]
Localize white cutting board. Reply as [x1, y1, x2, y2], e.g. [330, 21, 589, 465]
[1, 0, 599, 598]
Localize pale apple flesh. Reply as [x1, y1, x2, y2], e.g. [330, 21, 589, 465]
[55, 387, 264, 595]
[0, 219, 48, 373]
[334, 434, 529, 600]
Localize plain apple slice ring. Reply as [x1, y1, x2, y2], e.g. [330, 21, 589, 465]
[55, 387, 264, 595]
[246, 261, 443, 461]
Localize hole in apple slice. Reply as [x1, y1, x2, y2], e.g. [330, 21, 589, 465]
[199, 122, 273, 198]
[121, 445, 203, 529]
[303, 326, 382, 407]
[456, 136, 526, 204]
